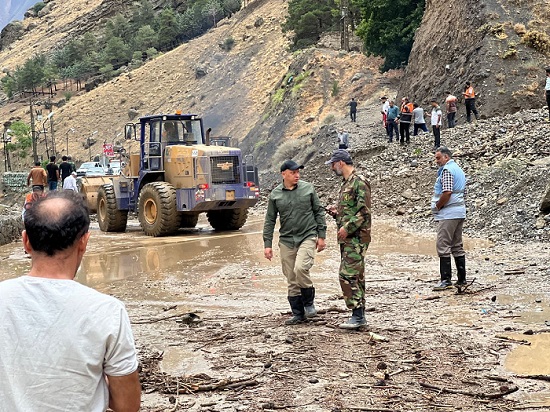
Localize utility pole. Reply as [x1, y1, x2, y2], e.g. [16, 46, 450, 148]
[48, 112, 55, 157]
[340, 0, 349, 52]
[30, 97, 38, 163]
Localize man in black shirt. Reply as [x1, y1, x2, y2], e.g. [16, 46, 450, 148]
[59, 156, 73, 185]
[45, 156, 60, 191]
[348, 98, 358, 122]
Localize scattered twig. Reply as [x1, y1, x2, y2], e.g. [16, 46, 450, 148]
[455, 277, 476, 294]
[469, 285, 497, 295]
[347, 407, 396, 412]
[132, 312, 189, 324]
[419, 381, 519, 399]
[515, 375, 550, 382]
[495, 335, 531, 345]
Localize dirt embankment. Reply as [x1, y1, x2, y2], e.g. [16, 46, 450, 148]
[401, 0, 550, 118]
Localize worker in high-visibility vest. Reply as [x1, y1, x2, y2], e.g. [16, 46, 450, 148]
[462, 81, 480, 123]
[545, 67, 550, 121]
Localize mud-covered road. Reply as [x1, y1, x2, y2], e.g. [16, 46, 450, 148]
[1, 213, 549, 411]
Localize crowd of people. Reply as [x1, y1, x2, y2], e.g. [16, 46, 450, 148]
[24, 155, 80, 216]
[378, 81, 480, 150]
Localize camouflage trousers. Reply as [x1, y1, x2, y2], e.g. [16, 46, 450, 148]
[339, 238, 369, 309]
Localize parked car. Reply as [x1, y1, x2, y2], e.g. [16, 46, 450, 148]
[76, 162, 105, 177]
[105, 160, 122, 175]
[85, 166, 107, 177]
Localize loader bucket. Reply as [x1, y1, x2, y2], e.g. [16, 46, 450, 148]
[79, 176, 113, 213]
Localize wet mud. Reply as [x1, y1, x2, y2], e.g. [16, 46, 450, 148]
[1, 215, 549, 411]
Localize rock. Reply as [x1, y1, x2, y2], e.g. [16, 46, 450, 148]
[128, 109, 139, 120]
[195, 66, 208, 78]
[396, 207, 406, 215]
[254, 17, 264, 27]
[402, 189, 414, 200]
[351, 73, 364, 82]
[535, 217, 545, 229]
[497, 197, 508, 205]
[308, 377, 319, 384]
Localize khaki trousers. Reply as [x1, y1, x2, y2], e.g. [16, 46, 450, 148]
[279, 237, 317, 296]
[436, 219, 465, 257]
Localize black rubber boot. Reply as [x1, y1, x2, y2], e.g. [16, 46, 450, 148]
[433, 256, 453, 291]
[285, 295, 306, 325]
[339, 307, 367, 329]
[454, 255, 466, 285]
[300, 287, 317, 318]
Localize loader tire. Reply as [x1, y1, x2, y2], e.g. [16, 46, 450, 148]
[207, 208, 248, 231]
[97, 184, 128, 232]
[180, 212, 199, 228]
[138, 182, 181, 236]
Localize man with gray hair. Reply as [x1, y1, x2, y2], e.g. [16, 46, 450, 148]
[431, 146, 467, 290]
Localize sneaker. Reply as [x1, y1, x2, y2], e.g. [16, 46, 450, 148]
[433, 279, 453, 291]
[454, 280, 467, 287]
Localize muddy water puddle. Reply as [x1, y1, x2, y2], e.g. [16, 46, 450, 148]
[0, 219, 490, 298]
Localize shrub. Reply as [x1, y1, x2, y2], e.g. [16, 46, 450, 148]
[33, 2, 46, 14]
[501, 43, 518, 59]
[220, 37, 235, 52]
[272, 138, 308, 167]
[322, 114, 335, 125]
[522, 30, 550, 53]
[63, 91, 73, 101]
[272, 88, 285, 105]
[331, 81, 339, 97]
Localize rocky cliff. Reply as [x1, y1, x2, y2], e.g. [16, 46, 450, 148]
[401, 0, 550, 118]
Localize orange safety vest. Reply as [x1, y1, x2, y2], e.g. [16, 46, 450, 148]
[464, 86, 475, 99]
[400, 102, 414, 113]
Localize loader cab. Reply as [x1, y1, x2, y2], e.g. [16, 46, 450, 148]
[135, 114, 205, 172]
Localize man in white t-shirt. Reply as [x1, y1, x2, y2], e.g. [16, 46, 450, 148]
[430, 98, 443, 150]
[0, 191, 141, 412]
[380, 96, 390, 137]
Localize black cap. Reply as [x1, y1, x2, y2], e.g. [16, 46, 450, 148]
[325, 149, 352, 165]
[280, 160, 304, 172]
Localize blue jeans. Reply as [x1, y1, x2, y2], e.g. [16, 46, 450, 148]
[413, 123, 428, 135]
[48, 180, 58, 191]
[386, 119, 398, 142]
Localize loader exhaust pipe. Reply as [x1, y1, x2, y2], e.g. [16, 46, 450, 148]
[206, 127, 211, 146]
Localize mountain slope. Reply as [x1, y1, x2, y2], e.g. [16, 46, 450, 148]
[0, 0, 295, 164]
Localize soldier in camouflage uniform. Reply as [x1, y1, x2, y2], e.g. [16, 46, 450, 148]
[325, 150, 372, 329]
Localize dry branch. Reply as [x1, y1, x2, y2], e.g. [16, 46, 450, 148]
[419, 381, 519, 399]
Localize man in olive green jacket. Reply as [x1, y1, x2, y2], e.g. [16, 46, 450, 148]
[263, 160, 327, 325]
